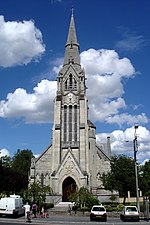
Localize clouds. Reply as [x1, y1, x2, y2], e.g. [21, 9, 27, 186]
[0, 16, 45, 67]
[105, 113, 149, 127]
[0, 148, 10, 157]
[80, 49, 149, 126]
[114, 28, 147, 52]
[96, 126, 150, 163]
[0, 80, 56, 123]
[81, 49, 135, 77]
[0, 48, 149, 127]
[0, 14, 149, 163]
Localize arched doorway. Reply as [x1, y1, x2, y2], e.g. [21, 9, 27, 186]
[62, 177, 77, 202]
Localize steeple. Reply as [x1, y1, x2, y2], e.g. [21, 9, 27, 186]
[63, 11, 81, 68]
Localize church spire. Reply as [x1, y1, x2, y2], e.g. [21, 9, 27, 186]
[63, 10, 80, 68]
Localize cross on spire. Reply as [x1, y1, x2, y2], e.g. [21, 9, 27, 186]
[71, 5, 74, 16]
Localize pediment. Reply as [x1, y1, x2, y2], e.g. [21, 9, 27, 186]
[54, 150, 84, 178]
[62, 64, 80, 81]
[96, 145, 110, 161]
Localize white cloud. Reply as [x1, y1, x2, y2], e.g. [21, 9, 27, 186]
[0, 15, 45, 67]
[0, 48, 149, 127]
[141, 159, 149, 166]
[33, 154, 40, 158]
[80, 48, 149, 126]
[115, 29, 147, 52]
[96, 126, 150, 164]
[0, 148, 10, 157]
[106, 113, 149, 127]
[0, 80, 56, 123]
[81, 49, 135, 77]
[50, 0, 62, 4]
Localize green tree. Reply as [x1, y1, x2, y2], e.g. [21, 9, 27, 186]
[0, 150, 33, 195]
[11, 149, 33, 192]
[139, 160, 150, 196]
[69, 187, 99, 211]
[11, 149, 33, 176]
[24, 182, 53, 209]
[0, 155, 12, 168]
[102, 155, 136, 204]
[109, 194, 117, 203]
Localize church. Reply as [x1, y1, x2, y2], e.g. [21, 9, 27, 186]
[29, 11, 112, 203]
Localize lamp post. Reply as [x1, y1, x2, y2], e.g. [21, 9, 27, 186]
[133, 125, 140, 212]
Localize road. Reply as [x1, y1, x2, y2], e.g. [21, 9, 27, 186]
[0, 215, 149, 225]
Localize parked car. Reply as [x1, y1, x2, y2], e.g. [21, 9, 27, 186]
[90, 205, 107, 222]
[120, 205, 139, 222]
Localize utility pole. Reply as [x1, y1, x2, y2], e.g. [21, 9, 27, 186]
[133, 125, 140, 212]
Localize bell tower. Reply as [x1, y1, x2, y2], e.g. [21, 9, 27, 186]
[29, 10, 111, 203]
[51, 11, 89, 173]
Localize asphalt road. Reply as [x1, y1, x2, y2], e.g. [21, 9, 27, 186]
[0, 215, 149, 225]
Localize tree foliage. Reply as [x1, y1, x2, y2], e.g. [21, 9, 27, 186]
[11, 149, 33, 176]
[69, 187, 99, 210]
[139, 160, 150, 196]
[0, 155, 11, 168]
[102, 155, 136, 198]
[23, 182, 53, 208]
[0, 149, 33, 195]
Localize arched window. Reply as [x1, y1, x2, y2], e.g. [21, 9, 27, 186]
[69, 74, 72, 89]
[74, 80, 77, 89]
[69, 105, 72, 142]
[65, 80, 67, 90]
[74, 105, 77, 142]
[41, 173, 44, 187]
[64, 105, 67, 143]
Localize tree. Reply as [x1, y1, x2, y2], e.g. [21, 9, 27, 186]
[139, 160, 150, 196]
[24, 182, 53, 209]
[69, 187, 99, 211]
[11, 149, 33, 191]
[102, 155, 136, 204]
[11, 149, 33, 176]
[0, 149, 33, 195]
[109, 194, 117, 203]
[0, 155, 12, 168]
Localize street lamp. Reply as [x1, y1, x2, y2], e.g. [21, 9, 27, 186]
[133, 125, 140, 212]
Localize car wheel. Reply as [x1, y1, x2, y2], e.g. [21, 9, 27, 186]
[121, 216, 125, 222]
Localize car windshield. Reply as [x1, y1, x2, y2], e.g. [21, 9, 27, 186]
[93, 207, 105, 211]
[126, 207, 137, 212]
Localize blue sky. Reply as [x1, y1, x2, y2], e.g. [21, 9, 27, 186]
[0, 0, 150, 164]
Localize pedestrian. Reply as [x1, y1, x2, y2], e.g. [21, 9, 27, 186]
[40, 206, 45, 218]
[24, 202, 31, 222]
[68, 204, 71, 215]
[32, 202, 37, 218]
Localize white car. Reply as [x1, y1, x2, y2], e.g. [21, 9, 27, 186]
[120, 206, 139, 222]
[90, 205, 107, 221]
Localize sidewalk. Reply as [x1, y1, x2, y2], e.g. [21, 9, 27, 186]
[0, 213, 78, 224]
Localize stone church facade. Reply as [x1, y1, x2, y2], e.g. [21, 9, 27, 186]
[29, 12, 112, 203]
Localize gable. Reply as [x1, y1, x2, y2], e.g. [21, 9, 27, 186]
[96, 145, 111, 161]
[54, 150, 85, 178]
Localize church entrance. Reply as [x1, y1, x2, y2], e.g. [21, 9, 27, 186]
[62, 177, 77, 202]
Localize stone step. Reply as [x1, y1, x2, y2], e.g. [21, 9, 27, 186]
[56, 202, 74, 207]
[50, 202, 74, 212]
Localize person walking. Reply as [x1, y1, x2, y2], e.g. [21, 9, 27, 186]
[32, 202, 37, 218]
[24, 202, 31, 222]
[68, 204, 72, 215]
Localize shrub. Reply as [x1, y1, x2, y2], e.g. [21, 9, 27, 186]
[43, 202, 54, 209]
